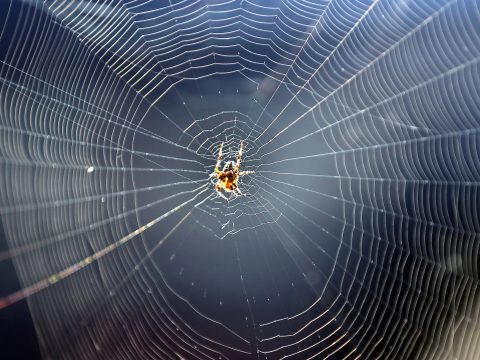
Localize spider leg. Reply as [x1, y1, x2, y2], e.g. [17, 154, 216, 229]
[214, 142, 224, 173]
[234, 140, 243, 172]
[215, 182, 229, 201]
[239, 170, 255, 176]
[216, 189, 229, 201]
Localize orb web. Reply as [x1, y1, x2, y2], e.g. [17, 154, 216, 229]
[1, 0, 480, 359]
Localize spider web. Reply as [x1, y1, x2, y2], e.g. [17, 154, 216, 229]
[1, 0, 480, 359]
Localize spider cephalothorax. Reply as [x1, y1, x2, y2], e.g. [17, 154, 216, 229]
[209, 141, 254, 201]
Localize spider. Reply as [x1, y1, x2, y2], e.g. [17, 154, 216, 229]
[209, 141, 254, 201]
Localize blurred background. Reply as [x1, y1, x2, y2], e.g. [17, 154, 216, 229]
[1, 0, 480, 359]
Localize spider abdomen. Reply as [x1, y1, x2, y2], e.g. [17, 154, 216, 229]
[219, 171, 237, 192]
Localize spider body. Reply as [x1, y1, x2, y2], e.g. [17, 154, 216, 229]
[216, 166, 237, 193]
[210, 141, 253, 200]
